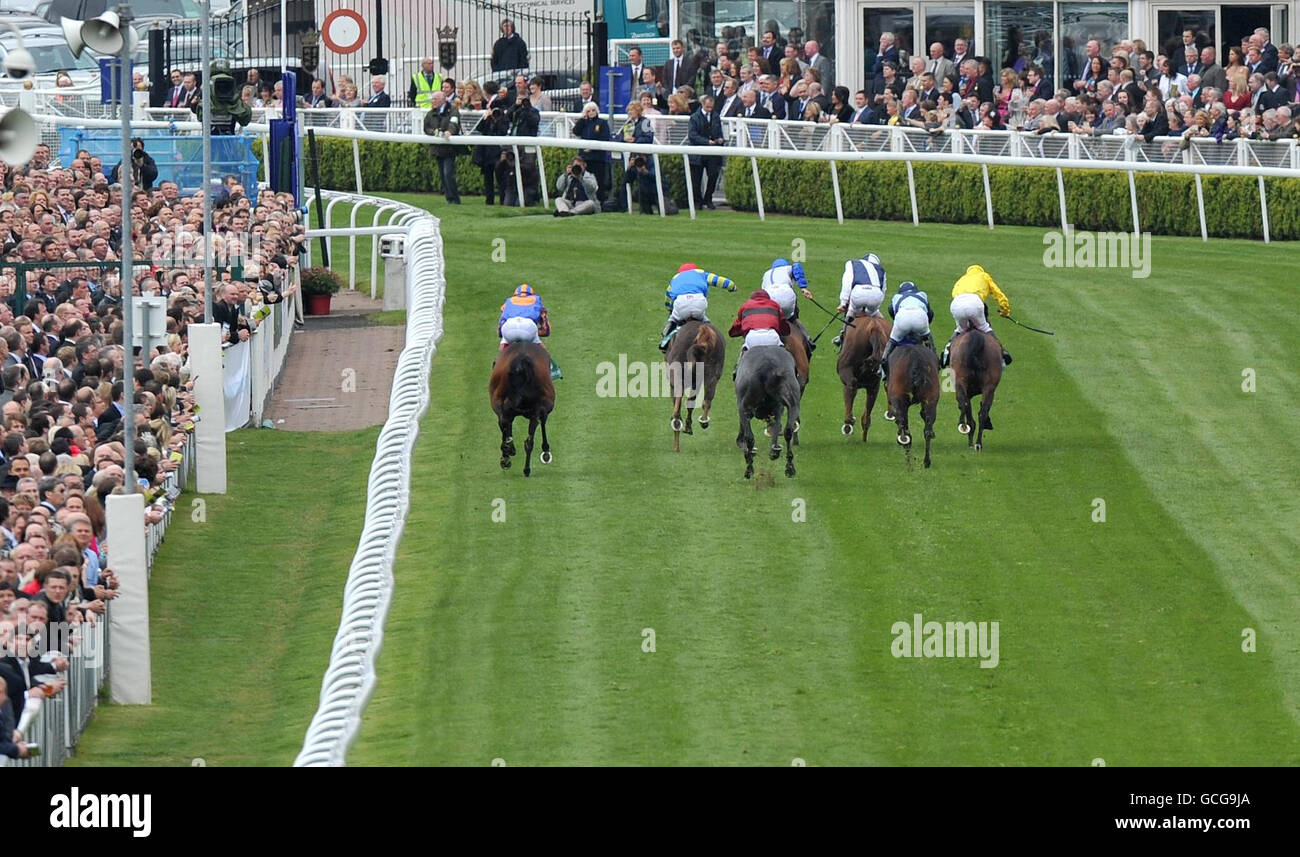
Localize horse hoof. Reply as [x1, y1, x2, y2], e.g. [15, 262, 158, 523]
[924, 457, 932, 469]
[793, 420, 801, 433]
[540, 451, 552, 465]
[974, 442, 982, 452]
[958, 421, 971, 435]
[683, 422, 693, 435]
[770, 446, 782, 459]
[670, 417, 684, 432]
[785, 464, 796, 478]
[744, 467, 753, 479]
[524, 469, 531, 477]
[842, 423, 854, 436]
[500, 458, 511, 470]
[698, 417, 710, 430]
[884, 410, 896, 422]
[898, 433, 911, 446]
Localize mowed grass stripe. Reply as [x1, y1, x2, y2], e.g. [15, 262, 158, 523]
[349, 201, 1298, 764]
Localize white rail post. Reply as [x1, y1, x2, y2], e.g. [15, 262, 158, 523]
[652, 152, 667, 217]
[1194, 173, 1208, 242]
[982, 163, 994, 230]
[830, 160, 844, 225]
[750, 156, 765, 221]
[352, 138, 363, 193]
[622, 153, 633, 214]
[1128, 169, 1140, 236]
[324, 197, 343, 281]
[1056, 167, 1068, 233]
[906, 160, 918, 227]
[512, 146, 526, 208]
[349, 200, 362, 290]
[682, 153, 696, 219]
[190, 323, 227, 493]
[537, 145, 550, 209]
[106, 493, 150, 704]
[1258, 175, 1271, 244]
[370, 204, 400, 299]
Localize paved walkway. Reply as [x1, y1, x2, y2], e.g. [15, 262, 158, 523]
[265, 290, 405, 431]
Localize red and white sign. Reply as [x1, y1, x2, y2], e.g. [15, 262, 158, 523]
[322, 9, 367, 55]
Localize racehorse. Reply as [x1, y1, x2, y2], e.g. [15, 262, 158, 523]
[664, 320, 726, 453]
[735, 345, 802, 479]
[779, 318, 811, 445]
[489, 343, 555, 476]
[949, 329, 1003, 451]
[884, 342, 939, 468]
[836, 314, 891, 441]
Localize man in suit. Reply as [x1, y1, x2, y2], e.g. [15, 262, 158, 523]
[957, 59, 979, 99]
[719, 78, 742, 117]
[95, 381, 125, 439]
[868, 61, 904, 119]
[705, 68, 728, 103]
[955, 95, 979, 129]
[165, 69, 186, 108]
[849, 90, 872, 123]
[917, 73, 940, 106]
[974, 58, 995, 105]
[0, 629, 61, 725]
[1256, 72, 1286, 111]
[1246, 47, 1268, 76]
[806, 39, 834, 89]
[783, 44, 809, 76]
[758, 75, 787, 119]
[1256, 28, 1279, 66]
[739, 87, 771, 119]
[1027, 65, 1052, 102]
[951, 38, 971, 74]
[925, 42, 956, 85]
[301, 78, 335, 108]
[1179, 46, 1201, 79]
[213, 282, 253, 344]
[687, 95, 725, 209]
[1141, 98, 1169, 142]
[624, 47, 645, 89]
[759, 30, 782, 69]
[0, 676, 33, 761]
[898, 88, 924, 126]
[366, 75, 391, 107]
[663, 40, 699, 91]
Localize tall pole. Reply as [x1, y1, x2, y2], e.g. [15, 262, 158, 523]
[280, 0, 287, 75]
[202, 0, 213, 322]
[118, 4, 136, 493]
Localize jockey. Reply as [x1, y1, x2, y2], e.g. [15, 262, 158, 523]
[499, 283, 550, 348]
[832, 252, 887, 348]
[879, 281, 936, 380]
[728, 288, 790, 354]
[760, 257, 816, 355]
[942, 264, 1012, 368]
[660, 262, 735, 351]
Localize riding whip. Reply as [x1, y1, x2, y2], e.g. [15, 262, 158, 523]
[812, 311, 854, 343]
[1007, 316, 1054, 336]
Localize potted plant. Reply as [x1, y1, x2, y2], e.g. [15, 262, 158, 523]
[300, 266, 343, 315]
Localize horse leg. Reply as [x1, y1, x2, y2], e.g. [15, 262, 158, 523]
[922, 395, 937, 469]
[737, 408, 755, 479]
[841, 381, 857, 436]
[863, 375, 880, 443]
[769, 411, 783, 460]
[976, 388, 996, 451]
[539, 412, 552, 464]
[785, 400, 799, 478]
[499, 415, 514, 469]
[671, 394, 683, 453]
[523, 415, 539, 477]
[955, 383, 974, 447]
[893, 397, 912, 449]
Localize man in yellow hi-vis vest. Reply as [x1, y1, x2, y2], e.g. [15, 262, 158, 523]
[409, 57, 443, 109]
[942, 264, 1013, 368]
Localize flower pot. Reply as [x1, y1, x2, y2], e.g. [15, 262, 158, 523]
[305, 293, 333, 315]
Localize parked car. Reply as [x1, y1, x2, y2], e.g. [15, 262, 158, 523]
[0, 15, 100, 88]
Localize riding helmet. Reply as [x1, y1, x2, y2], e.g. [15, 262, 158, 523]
[514, 284, 534, 297]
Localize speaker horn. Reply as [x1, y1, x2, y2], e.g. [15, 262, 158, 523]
[61, 16, 86, 58]
[80, 11, 124, 56]
[0, 108, 38, 166]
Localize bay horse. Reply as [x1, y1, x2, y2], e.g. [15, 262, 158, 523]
[836, 314, 891, 441]
[489, 343, 555, 476]
[884, 343, 939, 468]
[778, 318, 811, 445]
[735, 345, 801, 479]
[664, 320, 726, 453]
[949, 329, 1003, 451]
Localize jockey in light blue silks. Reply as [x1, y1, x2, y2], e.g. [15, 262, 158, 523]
[833, 252, 886, 349]
[660, 262, 736, 351]
[499, 283, 562, 379]
[880, 280, 937, 380]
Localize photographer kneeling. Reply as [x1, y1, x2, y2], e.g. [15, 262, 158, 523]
[554, 157, 599, 216]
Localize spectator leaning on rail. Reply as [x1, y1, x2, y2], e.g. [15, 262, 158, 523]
[570, 100, 611, 203]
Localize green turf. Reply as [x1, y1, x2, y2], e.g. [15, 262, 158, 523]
[67, 429, 379, 766]
[337, 198, 1300, 765]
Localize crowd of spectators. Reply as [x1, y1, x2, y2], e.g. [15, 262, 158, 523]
[0, 136, 305, 760]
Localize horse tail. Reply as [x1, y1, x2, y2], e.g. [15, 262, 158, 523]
[908, 351, 929, 393]
[963, 334, 986, 375]
[510, 351, 534, 397]
[692, 323, 717, 362]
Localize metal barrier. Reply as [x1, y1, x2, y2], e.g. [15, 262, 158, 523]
[295, 213, 444, 766]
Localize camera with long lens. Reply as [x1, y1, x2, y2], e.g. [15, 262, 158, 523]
[197, 61, 252, 134]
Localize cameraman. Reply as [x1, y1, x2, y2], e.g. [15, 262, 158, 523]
[110, 138, 158, 191]
[553, 157, 598, 216]
[500, 86, 541, 206]
[571, 101, 611, 203]
[473, 90, 508, 205]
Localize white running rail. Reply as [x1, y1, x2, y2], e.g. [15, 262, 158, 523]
[293, 213, 445, 766]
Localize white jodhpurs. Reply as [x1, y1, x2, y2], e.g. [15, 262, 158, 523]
[890, 306, 931, 342]
[765, 283, 797, 319]
[742, 328, 783, 350]
[846, 284, 884, 320]
[950, 292, 992, 335]
[669, 293, 709, 324]
[500, 316, 541, 345]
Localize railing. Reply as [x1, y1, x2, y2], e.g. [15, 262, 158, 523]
[295, 212, 445, 766]
[246, 273, 300, 427]
[306, 191, 432, 298]
[6, 619, 108, 769]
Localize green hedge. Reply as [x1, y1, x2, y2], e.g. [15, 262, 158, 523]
[721, 158, 1300, 240]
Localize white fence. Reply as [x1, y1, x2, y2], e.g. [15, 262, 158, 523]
[295, 211, 445, 767]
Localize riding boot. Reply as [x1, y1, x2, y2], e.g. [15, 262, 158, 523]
[659, 319, 678, 352]
[922, 333, 938, 357]
[1001, 347, 1012, 366]
[804, 334, 816, 356]
[939, 336, 954, 369]
[878, 339, 897, 380]
[831, 319, 848, 348]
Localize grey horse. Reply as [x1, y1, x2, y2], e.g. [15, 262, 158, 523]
[734, 345, 802, 479]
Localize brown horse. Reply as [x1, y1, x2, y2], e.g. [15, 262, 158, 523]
[664, 320, 726, 452]
[836, 314, 891, 441]
[489, 343, 555, 476]
[777, 318, 811, 445]
[950, 329, 1003, 452]
[885, 343, 940, 468]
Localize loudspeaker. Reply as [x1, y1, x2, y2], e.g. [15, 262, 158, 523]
[61, 17, 87, 58]
[80, 11, 125, 55]
[0, 108, 38, 166]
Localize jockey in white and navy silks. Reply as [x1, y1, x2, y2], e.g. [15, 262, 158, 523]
[879, 281, 937, 379]
[760, 257, 813, 321]
[833, 252, 886, 348]
[660, 262, 735, 350]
